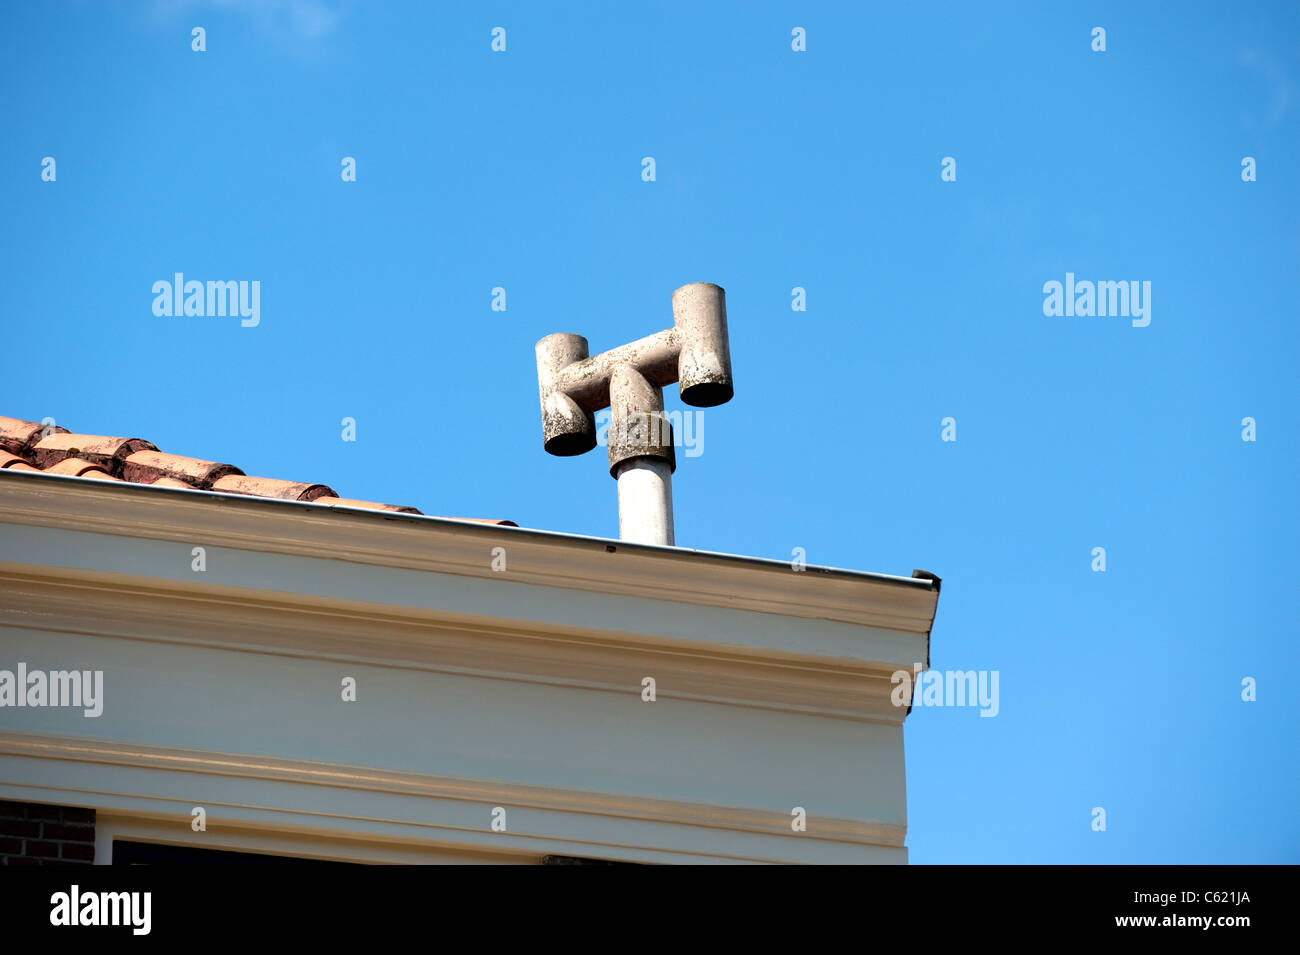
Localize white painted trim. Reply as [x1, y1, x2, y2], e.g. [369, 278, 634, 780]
[0, 731, 906, 850]
[94, 814, 535, 865]
[1, 732, 906, 864]
[0, 565, 917, 723]
[0, 473, 940, 633]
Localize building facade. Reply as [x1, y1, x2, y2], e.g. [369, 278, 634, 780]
[0, 467, 939, 864]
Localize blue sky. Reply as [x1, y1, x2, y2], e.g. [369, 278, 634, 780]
[1, 1, 1296, 863]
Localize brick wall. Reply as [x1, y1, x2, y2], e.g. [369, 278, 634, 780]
[0, 800, 96, 865]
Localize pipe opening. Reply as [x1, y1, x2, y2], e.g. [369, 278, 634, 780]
[680, 380, 733, 408]
[545, 431, 597, 456]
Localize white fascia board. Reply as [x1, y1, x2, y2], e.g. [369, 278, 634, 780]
[0, 471, 941, 635]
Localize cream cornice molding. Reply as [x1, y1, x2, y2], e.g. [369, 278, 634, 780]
[0, 565, 912, 723]
[0, 731, 907, 854]
[0, 472, 940, 634]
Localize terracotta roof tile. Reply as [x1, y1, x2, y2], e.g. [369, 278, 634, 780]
[428, 517, 518, 526]
[32, 433, 156, 475]
[0, 450, 41, 472]
[44, 457, 116, 479]
[123, 450, 242, 489]
[313, 496, 422, 515]
[211, 474, 336, 501]
[0, 414, 510, 522]
[0, 416, 67, 455]
[80, 469, 121, 482]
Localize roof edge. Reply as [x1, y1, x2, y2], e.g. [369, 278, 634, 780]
[0, 469, 941, 633]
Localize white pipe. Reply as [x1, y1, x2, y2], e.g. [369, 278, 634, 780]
[615, 458, 674, 546]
